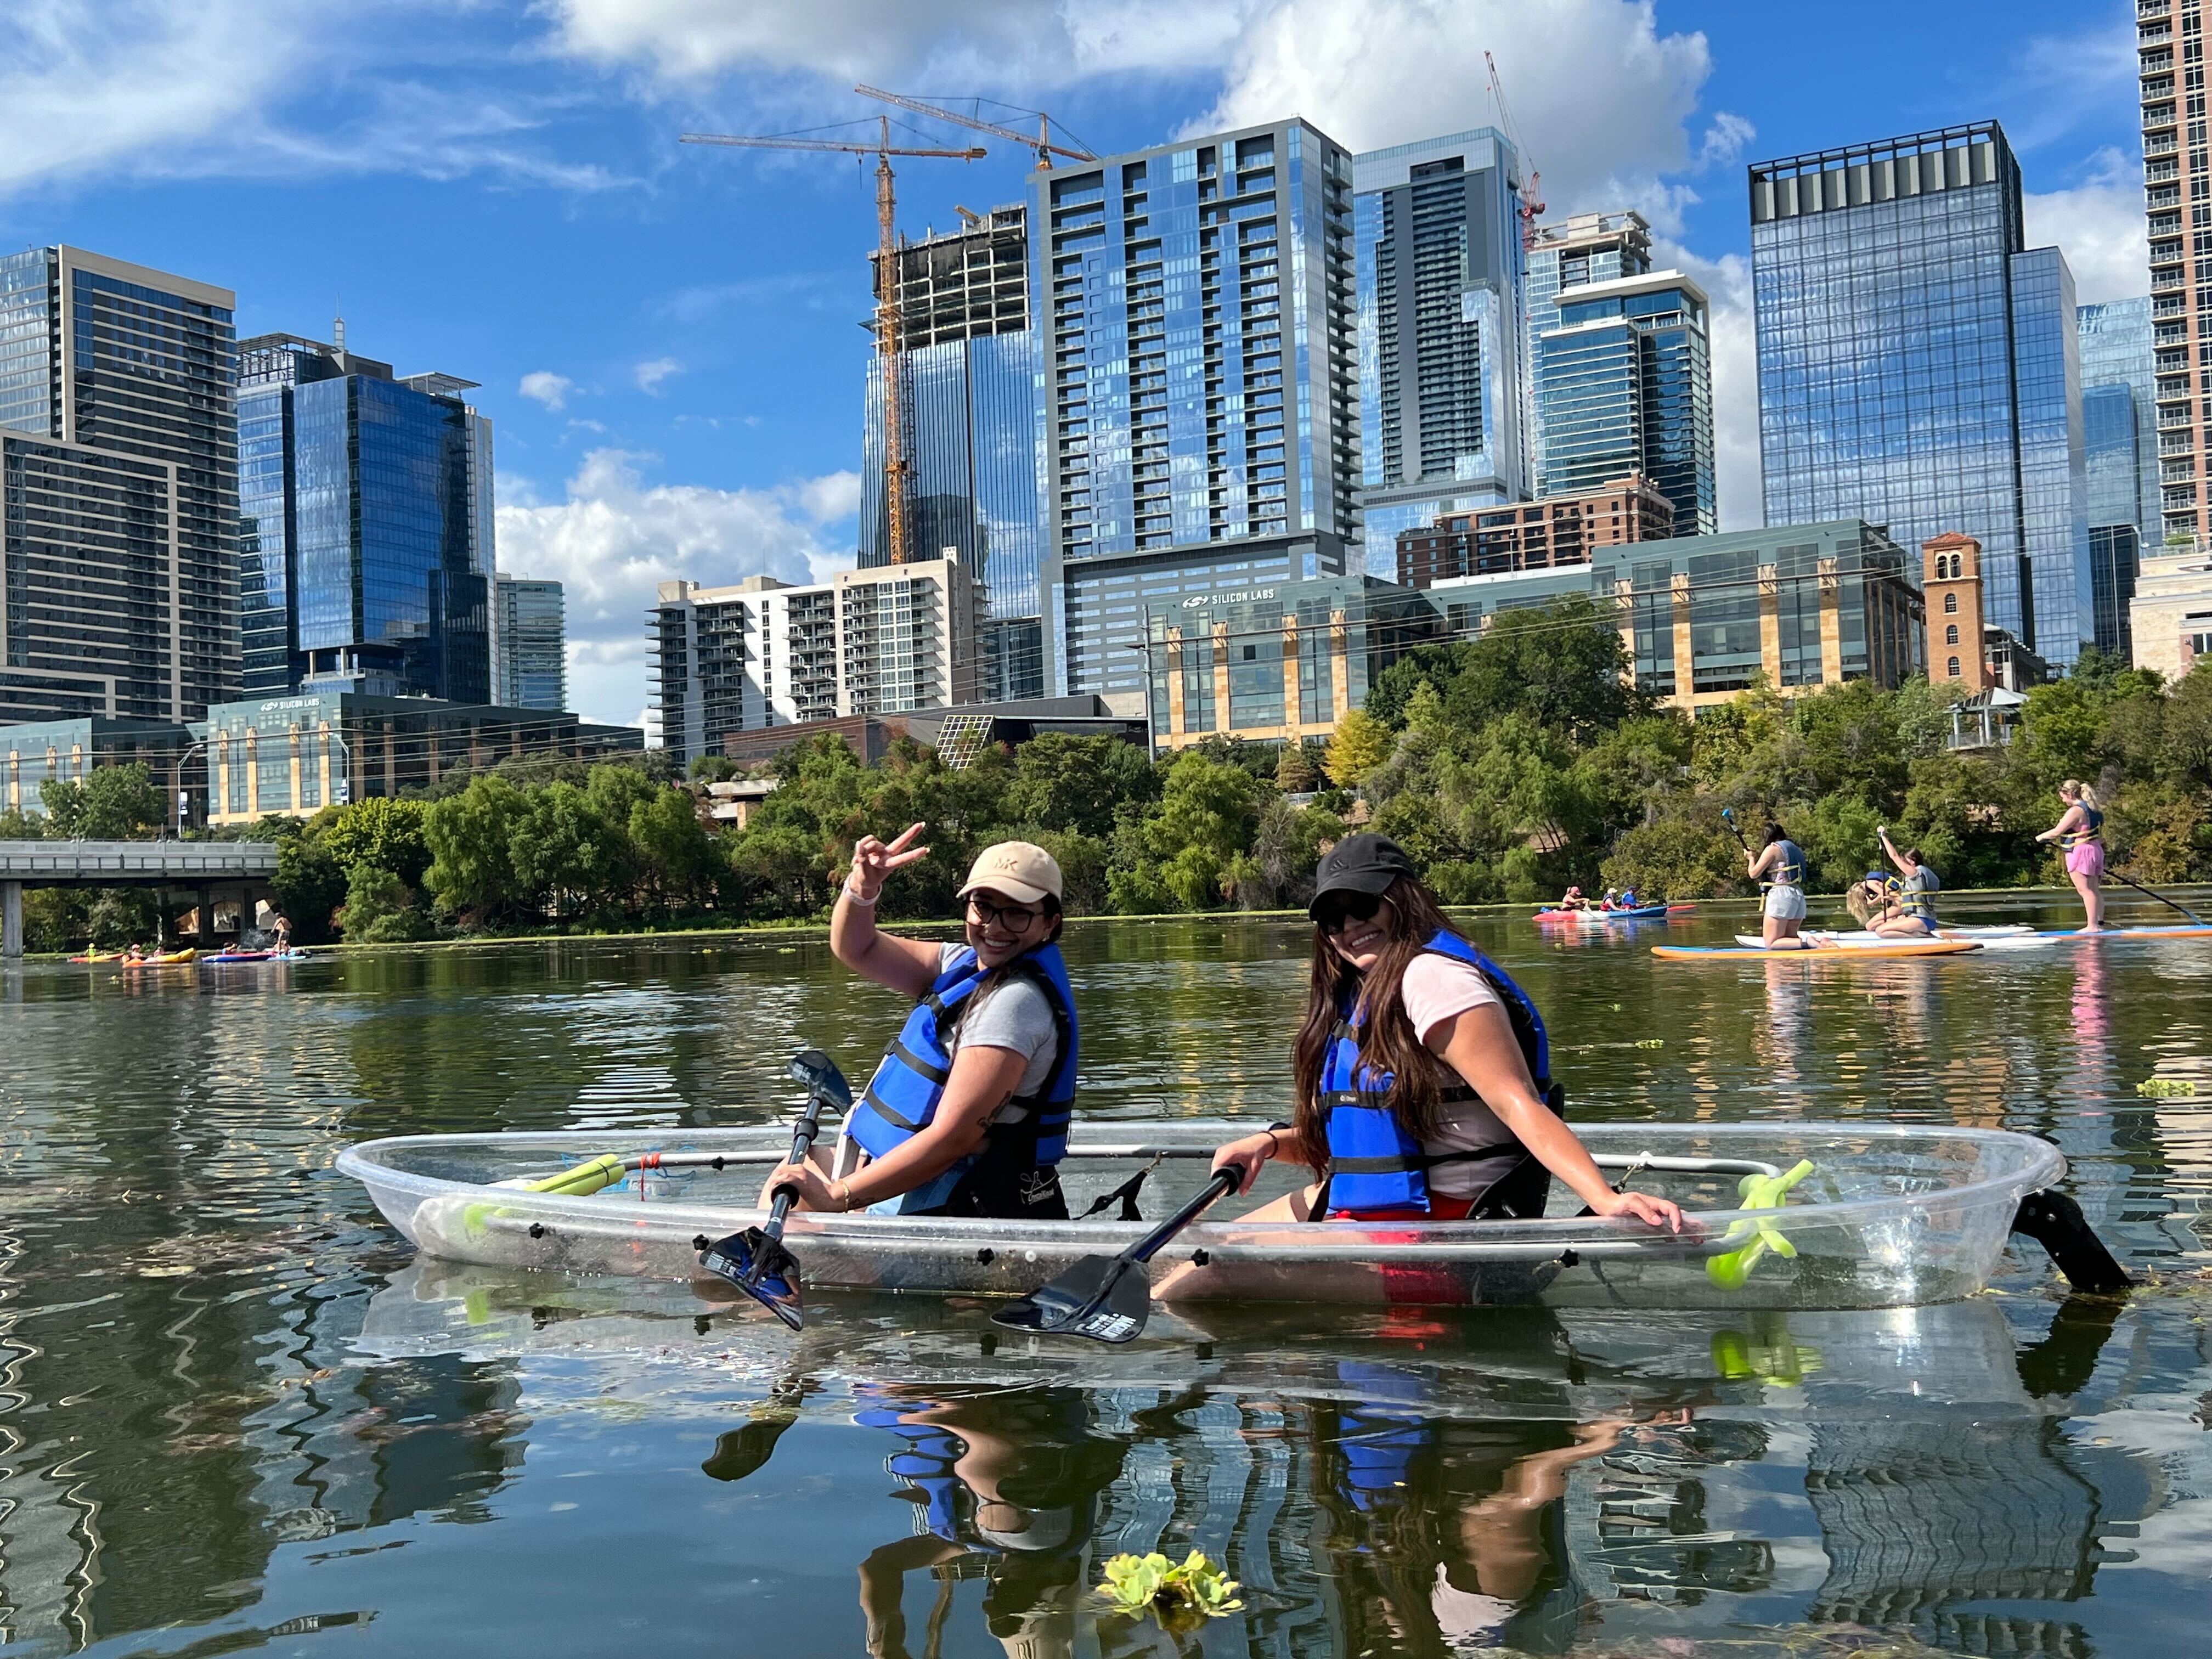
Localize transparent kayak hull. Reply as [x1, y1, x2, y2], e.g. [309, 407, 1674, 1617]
[337, 1120, 2066, 1312]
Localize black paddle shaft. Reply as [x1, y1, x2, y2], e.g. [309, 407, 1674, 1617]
[749, 1065, 837, 1284]
[2103, 866, 2206, 927]
[1124, 1166, 1240, 1266]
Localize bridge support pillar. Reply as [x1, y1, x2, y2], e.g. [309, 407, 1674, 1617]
[3, 880, 21, 961]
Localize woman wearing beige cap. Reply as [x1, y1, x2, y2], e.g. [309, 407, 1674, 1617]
[763, 827, 1081, 1220]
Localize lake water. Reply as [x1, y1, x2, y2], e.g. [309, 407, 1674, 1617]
[3, 896, 2211, 1657]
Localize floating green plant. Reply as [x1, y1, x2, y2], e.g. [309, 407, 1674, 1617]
[2137, 1077, 2199, 1098]
[1097, 1550, 1243, 1629]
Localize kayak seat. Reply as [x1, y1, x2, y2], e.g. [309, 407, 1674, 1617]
[1472, 1153, 1552, 1221]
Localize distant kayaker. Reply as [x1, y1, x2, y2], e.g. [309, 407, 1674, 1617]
[271, 912, 293, 953]
[1556, 885, 1589, 912]
[1747, 823, 1810, 950]
[2036, 780, 2107, 932]
[1196, 834, 1682, 1229]
[762, 830, 1079, 1220]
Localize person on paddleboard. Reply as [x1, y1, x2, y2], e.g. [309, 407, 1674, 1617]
[1854, 830, 1942, 936]
[761, 831, 1079, 1220]
[1746, 822, 1811, 949]
[1199, 834, 1682, 1229]
[2036, 780, 2107, 932]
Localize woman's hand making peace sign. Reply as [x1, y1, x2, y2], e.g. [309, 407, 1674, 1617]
[845, 822, 932, 904]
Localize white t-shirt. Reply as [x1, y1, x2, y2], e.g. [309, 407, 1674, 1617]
[1395, 953, 1516, 1198]
[937, 943, 1063, 1118]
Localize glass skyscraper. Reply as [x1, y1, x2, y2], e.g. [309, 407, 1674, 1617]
[1352, 129, 1528, 568]
[1035, 119, 1360, 695]
[1524, 211, 1652, 496]
[860, 205, 1043, 698]
[1750, 122, 2092, 665]
[2078, 297, 2158, 659]
[493, 574, 568, 712]
[1536, 269, 1716, 534]
[236, 333, 491, 702]
[0, 246, 237, 724]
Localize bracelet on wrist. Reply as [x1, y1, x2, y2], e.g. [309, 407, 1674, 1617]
[843, 879, 880, 907]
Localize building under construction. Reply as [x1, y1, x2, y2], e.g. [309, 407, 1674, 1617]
[859, 204, 1045, 701]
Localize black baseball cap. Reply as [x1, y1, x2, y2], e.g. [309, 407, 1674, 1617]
[1309, 833, 1418, 918]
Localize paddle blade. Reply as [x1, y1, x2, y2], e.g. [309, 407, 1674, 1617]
[990, 1253, 1154, 1344]
[701, 1408, 800, 1483]
[698, 1229, 806, 1330]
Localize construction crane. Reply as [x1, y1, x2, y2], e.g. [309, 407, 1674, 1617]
[681, 119, 985, 565]
[1483, 52, 1545, 248]
[854, 85, 1096, 170]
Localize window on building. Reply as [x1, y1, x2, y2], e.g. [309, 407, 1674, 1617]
[1944, 592, 1959, 614]
[1947, 656, 1961, 679]
[1945, 623, 1959, 645]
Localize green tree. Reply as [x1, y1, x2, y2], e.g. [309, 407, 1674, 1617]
[40, 763, 165, 839]
[274, 831, 347, 944]
[422, 775, 532, 922]
[509, 782, 620, 919]
[322, 796, 432, 885]
[1227, 798, 1344, 910]
[1005, 733, 1158, 839]
[1272, 739, 1321, 794]
[1441, 595, 1650, 742]
[1324, 708, 1391, 788]
[629, 786, 718, 912]
[337, 864, 431, 943]
[1131, 750, 1265, 910]
[0, 805, 41, 840]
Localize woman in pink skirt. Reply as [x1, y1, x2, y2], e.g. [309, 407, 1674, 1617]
[2035, 779, 2106, 932]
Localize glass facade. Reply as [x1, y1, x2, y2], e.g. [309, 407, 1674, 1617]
[1036, 119, 1360, 693]
[1, 247, 235, 723]
[494, 574, 567, 711]
[1523, 212, 1652, 496]
[242, 335, 490, 704]
[1751, 123, 2092, 664]
[2078, 296, 2157, 659]
[1353, 130, 1527, 567]
[1538, 271, 1717, 534]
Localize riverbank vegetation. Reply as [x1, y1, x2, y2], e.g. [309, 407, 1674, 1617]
[5, 600, 2209, 948]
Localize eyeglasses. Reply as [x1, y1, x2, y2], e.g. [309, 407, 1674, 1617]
[1314, 891, 1387, 934]
[968, 896, 1044, 932]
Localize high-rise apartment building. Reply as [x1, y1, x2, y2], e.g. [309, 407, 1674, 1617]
[2078, 297, 2159, 658]
[1352, 129, 1529, 562]
[2141, 3, 2207, 547]
[1036, 119, 1361, 695]
[1536, 269, 1716, 534]
[1525, 211, 1652, 496]
[1750, 123, 2093, 664]
[0, 246, 238, 724]
[236, 331, 492, 702]
[493, 574, 567, 712]
[860, 205, 1044, 699]
[651, 559, 981, 770]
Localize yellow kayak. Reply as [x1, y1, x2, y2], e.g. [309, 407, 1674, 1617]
[119, 949, 198, 968]
[1654, 939, 1982, 961]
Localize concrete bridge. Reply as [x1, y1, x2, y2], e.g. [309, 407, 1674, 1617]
[1, 840, 280, 960]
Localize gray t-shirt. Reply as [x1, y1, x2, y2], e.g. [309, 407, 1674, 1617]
[938, 944, 1064, 1116]
[1901, 864, 1940, 915]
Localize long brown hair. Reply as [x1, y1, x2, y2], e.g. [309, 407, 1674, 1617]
[1291, 874, 1463, 1170]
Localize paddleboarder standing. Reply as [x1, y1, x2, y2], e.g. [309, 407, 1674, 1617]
[761, 830, 1080, 1220]
[2036, 780, 2107, 932]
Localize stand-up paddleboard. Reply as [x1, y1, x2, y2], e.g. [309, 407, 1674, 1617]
[2022, 923, 2212, 941]
[1656, 939, 1981, 961]
[1733, 926, 2035, 949]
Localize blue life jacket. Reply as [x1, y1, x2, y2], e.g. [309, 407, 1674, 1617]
[845, 943, 1078, 1167]
[854, 1390, 970, 1543]
[1763, 839, 1805, 889]
[1331, 1363, 1436, 1514]
[1319, 930, 1561, 1216]
[2061, 806, 2104, 849]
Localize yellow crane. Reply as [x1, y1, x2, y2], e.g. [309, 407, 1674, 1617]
[681, 119, 985, 566]
[853, 86, 1097, 170]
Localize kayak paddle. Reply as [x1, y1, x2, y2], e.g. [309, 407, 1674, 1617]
[696, 1046, 854, 1331]
[2102, 866, 2205, 927]
[992, 1167, 1240, 1345]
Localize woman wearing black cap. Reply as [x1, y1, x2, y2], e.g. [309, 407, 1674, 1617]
[1204, 834, 1682, 1230]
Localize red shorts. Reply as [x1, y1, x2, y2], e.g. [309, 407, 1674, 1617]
[1328, 1194, 1478, 1222]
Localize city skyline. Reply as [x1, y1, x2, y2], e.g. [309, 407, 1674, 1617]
[0, 1, 2151, 726]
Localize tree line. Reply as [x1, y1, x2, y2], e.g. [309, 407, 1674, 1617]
[5, 596, 2209, 949]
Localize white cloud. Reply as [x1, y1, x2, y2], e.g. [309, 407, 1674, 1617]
[2026, 149, 2149, 307]
[519, 371, 577, 410]
[634, 356, 685, 393]
[495, 449, 860, 723]
[0, 1, 625, 198]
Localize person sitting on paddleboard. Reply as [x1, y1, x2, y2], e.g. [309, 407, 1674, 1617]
[2036, 780, 2107, 932]
[762, 830, 1079, 1220]
[1200, 834, 1681, 1230]
[1747, 822, 1810, 950]
[1857, 829, 1943, 936]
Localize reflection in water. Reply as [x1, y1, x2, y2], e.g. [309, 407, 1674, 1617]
[3, 911, 2211, 1656]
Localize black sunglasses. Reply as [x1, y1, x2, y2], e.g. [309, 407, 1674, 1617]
[1313, 891, 1387, 933]
[968, 895, 1044, 930]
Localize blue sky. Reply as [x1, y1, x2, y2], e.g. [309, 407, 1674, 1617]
[0, 1, 2148, 727]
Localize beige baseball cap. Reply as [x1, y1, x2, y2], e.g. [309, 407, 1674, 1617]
[957, 840, 1063, 905]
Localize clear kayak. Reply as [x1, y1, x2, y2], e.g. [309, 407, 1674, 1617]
[336, 1119, 2078, 1312]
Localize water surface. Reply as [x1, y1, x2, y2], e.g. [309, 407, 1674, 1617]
[3, 897, 2211, 1656]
